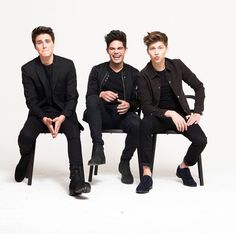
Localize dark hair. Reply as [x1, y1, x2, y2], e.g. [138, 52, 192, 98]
[104, 30, 127, 48]
[31, 26, 55, 46]
[144, 31, 168, 47]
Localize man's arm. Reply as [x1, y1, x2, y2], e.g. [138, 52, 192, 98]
[179, 59, 205, 115]
[61, 61, 78, 118]
[22, 66, 45, 119]
[86, 66, 100, 98]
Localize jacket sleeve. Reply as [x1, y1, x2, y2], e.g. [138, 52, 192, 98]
[85, 66, 100, 98]
[61, 61, 78, 118]
[179, 60, 205, 114]
[137, 73, 167, 117]
[128, 69, 140, 111]
[22, 66, 45, 119]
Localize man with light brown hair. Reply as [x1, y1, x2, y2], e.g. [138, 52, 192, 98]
[136, 31, 207, 193]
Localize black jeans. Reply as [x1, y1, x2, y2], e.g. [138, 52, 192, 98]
[139, 115, 207, 167]
[18, 112, 85, 178]
[84, 95, 141, 161]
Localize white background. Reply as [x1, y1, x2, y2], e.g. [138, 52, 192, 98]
[0, 0, 235, 235]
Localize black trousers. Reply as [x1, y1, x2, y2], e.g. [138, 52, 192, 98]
[18, 112, 84, 177]
[84, 95, 141, 161]
[139, 115, 207, 167]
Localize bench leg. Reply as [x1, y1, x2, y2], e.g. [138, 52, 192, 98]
[26, 141, 36, 186]
[88, 166, 94, 182]
[94, 165, 98, 175]
[197, 155, 204, 186]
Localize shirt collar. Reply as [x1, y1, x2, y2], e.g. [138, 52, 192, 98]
[143, 58, 172, 79]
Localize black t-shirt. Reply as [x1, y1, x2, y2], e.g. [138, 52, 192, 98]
[102, 66, 124, 105]
[42, 63, 61, 113]
[43, 63, 53, 90]
[157, 70, 184, 113]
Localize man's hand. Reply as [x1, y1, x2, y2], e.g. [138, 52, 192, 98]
[52, 115, 66, 138]
[186, 113, 201, 126]
[165, 110, 188, 132]
[117, 99, 130, 115]
[42, 117, 55, 137]
[99, 91, 118, 102]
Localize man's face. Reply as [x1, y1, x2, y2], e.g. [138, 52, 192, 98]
[34, 33, 54, 58]
[106, 40, 127, 65]
[147, 41, 167, 64]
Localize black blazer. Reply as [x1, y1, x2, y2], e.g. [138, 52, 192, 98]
[21, 55, 83, 129]
[137, 58, 205, 118]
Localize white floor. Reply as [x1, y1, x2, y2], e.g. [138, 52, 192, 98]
[0, 140, 235, 236]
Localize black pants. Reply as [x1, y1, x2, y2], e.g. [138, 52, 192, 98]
[139, 115, 207, 167]
[18, 112, 84, 178]
[84, 95, 141, 161]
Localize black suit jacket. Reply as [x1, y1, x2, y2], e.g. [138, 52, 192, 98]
[21, 54, 83, 129]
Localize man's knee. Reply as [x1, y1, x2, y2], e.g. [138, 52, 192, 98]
[18, 129, 33, 144]
[199, 135, 207, 148]
[124, 113, 141, 133]
[140, 116, 154, 134]
[193, 134, 207, 149]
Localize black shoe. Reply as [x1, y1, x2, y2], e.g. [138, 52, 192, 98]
[118, 161, 134, 184]
[136, 175, 153, 194]
[69, 182, 91, 196]
[69, 170, 91, 196]
[176, 166, 197, 187]
[15, 156, 30, 182]
[88, 144, 106, 165]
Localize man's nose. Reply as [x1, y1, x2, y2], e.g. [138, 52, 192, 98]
[154, 49, 159, 55]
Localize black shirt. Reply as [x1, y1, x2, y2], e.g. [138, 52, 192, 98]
[102, 66, 125, 105]
[42, 63, 61, 113]
[157, 70, 183, 113]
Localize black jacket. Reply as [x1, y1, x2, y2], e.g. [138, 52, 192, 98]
[21, 55, 83, 129]
[85, 62, 139, 111]
[137, 58, 205, 117]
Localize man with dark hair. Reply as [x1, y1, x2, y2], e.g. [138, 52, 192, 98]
[83, 30, 140, 184]
[136, 31, 207, 193]
[15, 26, 91, 196]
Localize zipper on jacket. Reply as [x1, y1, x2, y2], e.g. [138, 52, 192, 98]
[100, 72, 109, 91]
[121, 71, 126, 100]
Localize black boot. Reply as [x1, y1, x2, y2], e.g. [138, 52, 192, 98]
[15, 155, 31, 182]
[69, 169, 91, 196]
[88, 144, 106, 165]
[118, 161, 134, 184]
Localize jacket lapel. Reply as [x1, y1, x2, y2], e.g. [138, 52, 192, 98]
[35, 57, 51, 97]
[52, 55, 59, 90]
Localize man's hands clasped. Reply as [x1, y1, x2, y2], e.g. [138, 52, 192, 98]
[42, 115, 65, 138]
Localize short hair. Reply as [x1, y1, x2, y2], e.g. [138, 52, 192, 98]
[31, 26, 55, 46]
[104, 30, 127, 48]
[144, 31, 168, 48]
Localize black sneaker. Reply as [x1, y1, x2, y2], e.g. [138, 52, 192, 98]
[176, 166, 197, 187]
[136, 175, 153, 194]
[118, 161, 134, 184]
[88, 144, 106, 165]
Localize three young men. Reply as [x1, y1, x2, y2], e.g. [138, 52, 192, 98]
[15, 27, 207, 195]
[15, 26, 91, 196]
